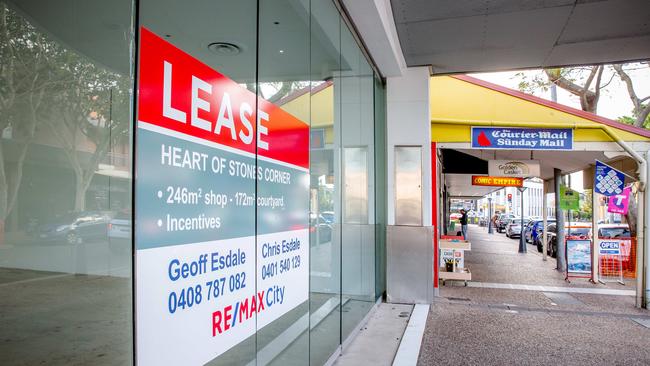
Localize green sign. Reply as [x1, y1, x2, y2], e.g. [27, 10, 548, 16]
[560, 185, 580, 211]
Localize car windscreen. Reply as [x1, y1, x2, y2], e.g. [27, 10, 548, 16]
[568, 227, 590, 236]
[599, 227, 631, 238]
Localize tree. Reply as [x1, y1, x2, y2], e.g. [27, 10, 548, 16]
[1, 2, 131, 222]
[0, 4, 58, 240]
[544, 67, 605, 113]
[612, 63, 650, 128]
[579, 189, 592, 221]
[516, 66, 615, 114]
[515, 63, 650, 124]
[44, 55, 130, 212]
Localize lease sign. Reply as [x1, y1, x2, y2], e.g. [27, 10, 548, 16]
[135, 27, 309, 365]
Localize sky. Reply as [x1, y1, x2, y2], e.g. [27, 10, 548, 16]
[469, 64, 650, 121]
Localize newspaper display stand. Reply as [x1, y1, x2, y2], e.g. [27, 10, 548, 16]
[439, 235, 471, 286]
[597, 239, 625, 285]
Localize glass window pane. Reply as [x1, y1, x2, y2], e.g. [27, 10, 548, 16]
[340, 21, 376, 343]
[0, 0, 134, 364]
[255, 0, 310, 364]
[137, 1, 257, 364]
[374, 76, 387, 298]
[309, 0, 342, 364]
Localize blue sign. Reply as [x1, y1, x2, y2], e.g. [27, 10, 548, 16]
[471, 127, 573, 150]
[594, 160, 625, 196]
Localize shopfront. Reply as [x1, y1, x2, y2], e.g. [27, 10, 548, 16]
[0, 1, 386, 365]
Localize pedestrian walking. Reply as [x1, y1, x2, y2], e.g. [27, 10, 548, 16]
[459, 209, 468, 240]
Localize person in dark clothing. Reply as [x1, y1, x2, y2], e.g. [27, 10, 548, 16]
[459, 209, 468, 240]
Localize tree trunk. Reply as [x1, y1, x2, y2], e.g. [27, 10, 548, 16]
[0, 143, 8, 245]
[74, 170, 87, 212]
[635, 108, 650, 128]
[626, 183, 638, 237]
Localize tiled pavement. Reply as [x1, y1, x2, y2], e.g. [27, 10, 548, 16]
[418, 225, 650, 365]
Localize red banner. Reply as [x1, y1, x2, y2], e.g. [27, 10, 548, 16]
[137, 27, 309, 169]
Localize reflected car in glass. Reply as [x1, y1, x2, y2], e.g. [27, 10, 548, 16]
[320, 211, 335, 224]
[310, 214, 333, 246]
[36, 211, 112, 245]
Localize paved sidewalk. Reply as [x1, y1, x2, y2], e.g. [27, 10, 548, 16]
[455, 224, 636, 289]
[418, 225, 650, 365]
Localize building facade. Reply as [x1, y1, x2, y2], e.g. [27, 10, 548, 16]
[0, 1, 387, 365]
[3, 1, 650, 365]
[478, 179, 546, 219]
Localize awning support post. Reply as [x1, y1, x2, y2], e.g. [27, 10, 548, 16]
[542, 183, 548, 261]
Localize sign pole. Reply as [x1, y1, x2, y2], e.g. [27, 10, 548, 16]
[488, 197, 493, 234]
[565, 237, 569, 282]
[518, 186, 527, 253]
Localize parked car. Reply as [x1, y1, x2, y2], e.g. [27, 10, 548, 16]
[525, 218, 556, 244]
[496, 213, 515, 233]
[545, 222, 592, 257]
[598, 224, 631, 239]
[529, 219, 557, 251]
[505, 217, 527, 238]
[37, 211, 111, 245]
[320, 211, 335, 224]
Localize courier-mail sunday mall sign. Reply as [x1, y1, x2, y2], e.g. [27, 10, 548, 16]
[471, 127, 573, 150]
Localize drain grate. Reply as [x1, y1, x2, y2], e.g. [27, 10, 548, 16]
[398, 311, 411, 318]
[446, 297, 471, 302]
[542, 292, 584, 305]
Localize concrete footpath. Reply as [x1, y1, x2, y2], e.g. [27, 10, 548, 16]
[418, 225, 650, 365]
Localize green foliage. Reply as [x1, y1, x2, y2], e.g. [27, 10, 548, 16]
[579, 189, 592, 221]
[618, 115, 650, 128]
[514, 71, 550, 94]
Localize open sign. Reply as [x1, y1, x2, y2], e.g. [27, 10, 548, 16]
[599, 241, 621, 255]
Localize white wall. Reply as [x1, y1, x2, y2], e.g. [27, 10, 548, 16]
[342, 0, 406, 77]
[387, 67, 431, 226]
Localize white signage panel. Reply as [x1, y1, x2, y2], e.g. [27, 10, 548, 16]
[488, 160, 541, 178]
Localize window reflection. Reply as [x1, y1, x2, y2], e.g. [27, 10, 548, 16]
[0, 0, 133, 364]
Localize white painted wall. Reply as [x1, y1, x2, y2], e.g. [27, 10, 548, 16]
[387, 67, 431, 226]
